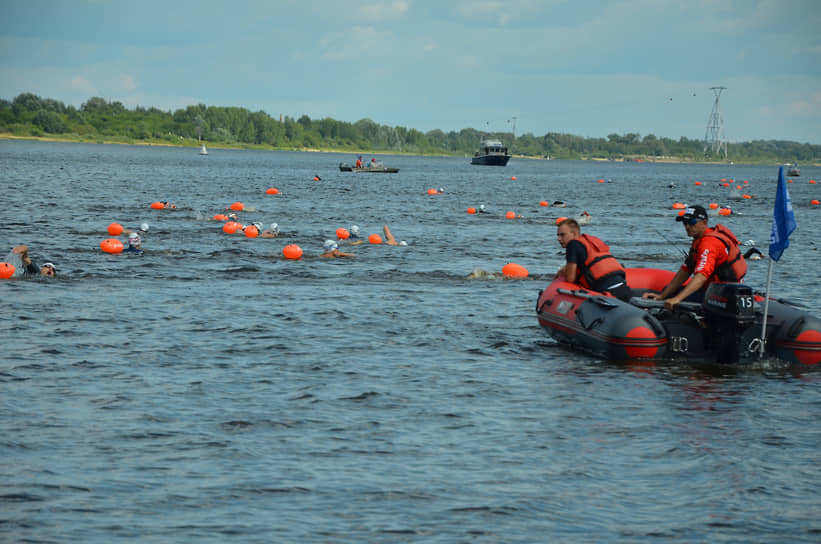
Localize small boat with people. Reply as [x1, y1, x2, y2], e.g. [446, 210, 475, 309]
[471, 137, 511, 166]
[339, 157, 399, 173]
[787, 162, 800, 176]
[536, 267, 821, 366]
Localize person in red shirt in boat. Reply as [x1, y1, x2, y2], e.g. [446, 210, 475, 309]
[644, 205, 746, 310]
[355, 156, 363, 168]
[555, 218, 631, 301]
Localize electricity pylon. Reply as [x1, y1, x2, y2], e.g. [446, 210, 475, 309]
[704, 86, 727, 159]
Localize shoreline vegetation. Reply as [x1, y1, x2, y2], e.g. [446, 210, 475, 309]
[2, 93, 819, 165]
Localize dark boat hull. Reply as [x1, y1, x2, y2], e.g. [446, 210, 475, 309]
[536, 268, 821, 366]
[339, 163, 399, 173]
[471, 154, 510, 166]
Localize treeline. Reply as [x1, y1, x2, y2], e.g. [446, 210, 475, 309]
[1, 92, 818, 163]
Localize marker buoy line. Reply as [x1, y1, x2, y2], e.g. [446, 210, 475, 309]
[336, 228, 350, 239]
[502, 263, 528, 278]
[369, 234, 383, 244]
[282, 244, 303, 260]
[150, 202, 164, 209]
[0, 262, 15, 279]
[107, 222, 124, 235]
[100, 238, 124, 254]
[265, 188, 279, 195]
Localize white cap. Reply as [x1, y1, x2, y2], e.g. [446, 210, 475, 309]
[128, 233, 141, 246]
[140, 223, 149, 232]
[323, 239, 338, 252]
[350, 225, 360, 236]
[269, 223, 279, 234]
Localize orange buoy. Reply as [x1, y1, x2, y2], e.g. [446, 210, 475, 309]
[678, 210, 686, 216]
[244, 225, 259, 238]
[695, 181, 702, 185]
[742, 194, 752, 199]
[230, 202, 245, 211]
[427, 188, 438, 195]
[511, 176, 517, 180]
[810, 180, 817, 184]
[223, 221, 240, 234]
[555, 216, 568, 225]
[709, 203, 718, 209]
[811, 199, 819, 206]
[313, 176, 320, 181]
[213, 214, 228, 221]
[502, 263, 529, 278]
[100, 238, 124, 254]
[150, 201, 164, 209]
[505, 211, 516, 219]
[598, 179, 605, 183]
[719, 208, 732, 216]
[107, 222, 124, 235]
[788, 179, 793, 183]
[736, 185, 742, 190]
[720, 178, 726, 182]
[369, 233, 383, 244]
[743, 180, 749, 184]
[336, 228, 350, 239]
[265, 188, 279, 195]
[539, 200, 549, 207]
[722, 183, 730, 187]
[672, 203, 686, 209]
[0, 262, 15, 279]
[282, 244, 303, 260]
[467, 207, 476, 214]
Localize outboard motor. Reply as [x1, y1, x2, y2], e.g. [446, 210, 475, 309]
[701, 283, 757, 363]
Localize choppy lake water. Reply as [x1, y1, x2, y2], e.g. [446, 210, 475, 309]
[2, 139, 820, 542]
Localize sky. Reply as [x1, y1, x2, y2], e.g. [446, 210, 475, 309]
[2, 0, 820, 144]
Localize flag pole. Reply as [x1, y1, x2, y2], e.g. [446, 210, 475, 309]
[759, 259, 774, 356]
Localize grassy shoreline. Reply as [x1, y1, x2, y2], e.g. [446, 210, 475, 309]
[1, 133, 802, 165]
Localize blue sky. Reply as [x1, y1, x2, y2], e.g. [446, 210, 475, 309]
[2, 0, 820, 144]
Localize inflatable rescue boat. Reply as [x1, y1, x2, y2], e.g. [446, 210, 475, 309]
[536, 268, 821, 366]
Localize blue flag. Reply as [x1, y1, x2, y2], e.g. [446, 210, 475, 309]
[768, 166, 797, 261]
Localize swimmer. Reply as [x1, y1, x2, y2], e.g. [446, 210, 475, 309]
[259, 223, 280, 238]
[162, 201, 177, 209]
[319, 240, 355, 258]
[123, 223, 149, 235]
[478, 204, 489, 214]
[5, 245, 57, 277]
[382, 225, 407, 246]
[123, 233, 144, 253]
[342, 225, 364, 246]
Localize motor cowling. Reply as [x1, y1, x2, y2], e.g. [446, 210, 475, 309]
[702, 283, 756, 327]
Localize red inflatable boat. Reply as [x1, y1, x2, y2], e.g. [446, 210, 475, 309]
[536, 268, 821, 366]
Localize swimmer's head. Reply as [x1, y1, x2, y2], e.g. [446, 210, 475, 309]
[41, 262, 57, 277]
[253, 222, 263, 231]
[128, 233, 141, 247]
[323, 239, 338, 252]
[350, 225, 360, 237]
[399, 240, 408, 246]
[140, 223, 149, 232]
[479, 204, 486, 212]
[269, 223, 280, 235]
[229, 213, 238, 221]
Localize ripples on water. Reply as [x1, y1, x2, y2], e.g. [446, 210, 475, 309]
[2, 140, 820, 542]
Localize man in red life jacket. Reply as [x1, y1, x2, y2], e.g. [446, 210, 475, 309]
[355, 156, 362, 168]
[644, 205, 747, 310]
[555, 218, 631, 301]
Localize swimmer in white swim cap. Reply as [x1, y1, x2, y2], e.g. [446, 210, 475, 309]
[123, 233, 143, 253]
[320, 239, 354, 258]
[260, 223, 280, 238]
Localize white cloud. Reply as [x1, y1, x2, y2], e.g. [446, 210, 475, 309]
[118, 74, 137, 92]
[320, 26, 394, 61]
[357, 1, 409, 21]
[70, 76, 96, 95]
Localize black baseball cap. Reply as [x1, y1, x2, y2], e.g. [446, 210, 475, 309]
[676, 205, 708, 222]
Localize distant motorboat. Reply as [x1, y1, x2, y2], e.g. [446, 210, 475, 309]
[199, 143, 208, 155]
[471, 137, 511, 166]
[788, 162, 799, 176]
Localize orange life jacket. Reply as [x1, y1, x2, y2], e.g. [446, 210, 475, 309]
[686, 224, 747, 282]
[575, 234, 625, 289]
